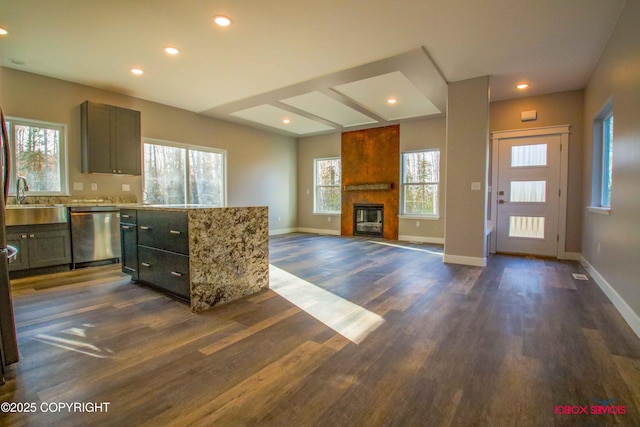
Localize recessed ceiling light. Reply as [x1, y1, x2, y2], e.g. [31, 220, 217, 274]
[282, 118, 291, 124]
[387, 97, 398, 105]
[0, 27, 8, 35]
[164, 47, 180, 55]
[130, 68, 144, 75]
[213, 15, 232, 26]
[516, 83, 529, 90]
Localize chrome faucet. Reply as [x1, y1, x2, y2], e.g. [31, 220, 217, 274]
[16, 176, 29, 205]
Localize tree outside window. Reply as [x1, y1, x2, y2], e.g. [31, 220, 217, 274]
[402, 150, 440, 216]
[314, 158, 341, 213]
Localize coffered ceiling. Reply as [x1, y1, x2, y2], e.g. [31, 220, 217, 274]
[0, 0, 627, 137]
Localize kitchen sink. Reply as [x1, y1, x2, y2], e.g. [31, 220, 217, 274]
[5, 205, 68, 226]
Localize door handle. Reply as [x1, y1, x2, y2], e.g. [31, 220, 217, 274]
[499, 200, 506, 204]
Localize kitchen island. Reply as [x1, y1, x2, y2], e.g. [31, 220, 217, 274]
[120, 205, 269, 313]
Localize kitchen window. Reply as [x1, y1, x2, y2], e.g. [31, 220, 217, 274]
[314, 157, 341, 213]
[143, 139, 226, 206]
[401, 149, 440, 217]
[6, 117, 68, 195]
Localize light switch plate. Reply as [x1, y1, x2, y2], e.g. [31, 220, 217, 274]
[73, 182, 83, 191]
[122, 184, 131, 191]
[91, 183, 98, 191]
[471, 182, 481, 191]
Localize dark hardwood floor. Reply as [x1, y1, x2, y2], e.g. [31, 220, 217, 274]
[1, 233, 640, 426]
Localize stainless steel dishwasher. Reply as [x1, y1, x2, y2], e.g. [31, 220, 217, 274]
[69, 206, 121, 268]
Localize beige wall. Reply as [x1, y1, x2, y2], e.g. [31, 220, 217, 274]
[444, 76, 490, 264]
[582, 0, 640, 321]
[296, 117, 446, 241]
[490, 90, 584, 253]
[0, 68, 297, 231]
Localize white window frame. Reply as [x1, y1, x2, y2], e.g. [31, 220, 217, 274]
[313, 157, 341, 214]
[588, 101, 613, 215]
[400, 149, 440, 218]
[142, 137, 227, 206]
[6, 116, 69, 196]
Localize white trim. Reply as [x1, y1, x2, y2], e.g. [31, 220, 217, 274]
[296, 227, 341, 236]
[269, 228, 297, 236]
[312, 212, 341, 216]
[587, 206, 611, 215]
[398, 235, 444, 244]
[443, 254, 487, 267]
[580, 255, 640, 339]
[398, 215, 440, 220]
[561, 252, 581, 261]
[490, 125, 570, 258]
[491, 124, 571, 140]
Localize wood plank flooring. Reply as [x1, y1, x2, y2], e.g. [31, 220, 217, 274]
[2, 233, 640, 426]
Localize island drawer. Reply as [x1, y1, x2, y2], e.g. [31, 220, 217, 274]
[138, 246, 190, 300]
[137, 210, 189, 255]
[120, 209, 137, 224]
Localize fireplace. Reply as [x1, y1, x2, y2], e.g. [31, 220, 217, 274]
[353, 204, 383, 237]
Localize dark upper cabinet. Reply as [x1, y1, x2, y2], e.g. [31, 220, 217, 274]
[81, 101, 141, 175]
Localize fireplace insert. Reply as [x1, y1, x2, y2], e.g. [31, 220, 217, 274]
[353, 204, 383, 237]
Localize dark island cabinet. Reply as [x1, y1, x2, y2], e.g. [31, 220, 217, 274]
[120, 209, 138, 280]
[81, 101, 141, 175]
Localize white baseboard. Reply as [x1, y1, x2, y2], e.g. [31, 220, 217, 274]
[398, 235, 445, 245]
[296, 227, 341, 236]
[269, 228, 297, 236]
[580, 256, 640, 339]
[560, 251, 581, 261]
[443, 254, 487, 267]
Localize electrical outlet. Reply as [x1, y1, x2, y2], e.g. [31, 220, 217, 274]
[73, 182, 83, 191]
[277, 216, 281, 222]
[306, 189, 310, 195]
[328, 217, 331, 222]
[416, 221, 420, 227]
[91, 183, 98, 191]
[122, 184, 130, 192]
[597, 242, 601, 254]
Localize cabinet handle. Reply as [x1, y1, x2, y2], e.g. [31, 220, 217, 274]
[118, 170, 122, 173]
[141, 262, 151, 267]
[139, 226, 151, 230]
[169, 230, 181, 235]
[122, 214, 130, 218]
[21, 234, 27, 239]
[29, 234, 35, 238]
[170, 271, 182, 277]
[122, 225, 131, 230]
[112, 169, 116, 173]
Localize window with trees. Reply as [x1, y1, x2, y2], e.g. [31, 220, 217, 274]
[143, 139, 226, 206]
[401, 149, 440, 216]
[6, 118, 67, 195]
[314, 158, 341, 213]
[600, 113, 614, 207]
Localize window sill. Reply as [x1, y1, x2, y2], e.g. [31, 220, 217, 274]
[313, 212, 341, 216]
[398, 214, 440, 221]
[587, 206, 611, 215]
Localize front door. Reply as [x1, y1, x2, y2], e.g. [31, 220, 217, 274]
[496, 134, 562, 256]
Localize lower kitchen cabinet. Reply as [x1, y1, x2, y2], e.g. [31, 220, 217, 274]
[137, 246, 190, 301]
[120, 209, 138, 280]
[7, 228, 72, 271]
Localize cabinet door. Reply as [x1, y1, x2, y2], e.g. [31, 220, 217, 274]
[81, 101, 114, 174]
[28, 231, 72, 269]
[7, 233, 29, 272]
[114, 107, 141, 175]
[120, 223, 138, 280]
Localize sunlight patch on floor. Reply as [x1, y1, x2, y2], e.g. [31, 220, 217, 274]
[33, 324, 115, 359]
[269, 265, 385, 344]
[367, 240, 444, 256]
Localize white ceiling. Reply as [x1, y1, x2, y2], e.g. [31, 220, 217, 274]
[0, 0, 627, 137]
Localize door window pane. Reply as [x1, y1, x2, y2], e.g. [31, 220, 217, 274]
[508, 216, 545, 239]
[510, 181, 546, 202]
[511, 144, 547, 167]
